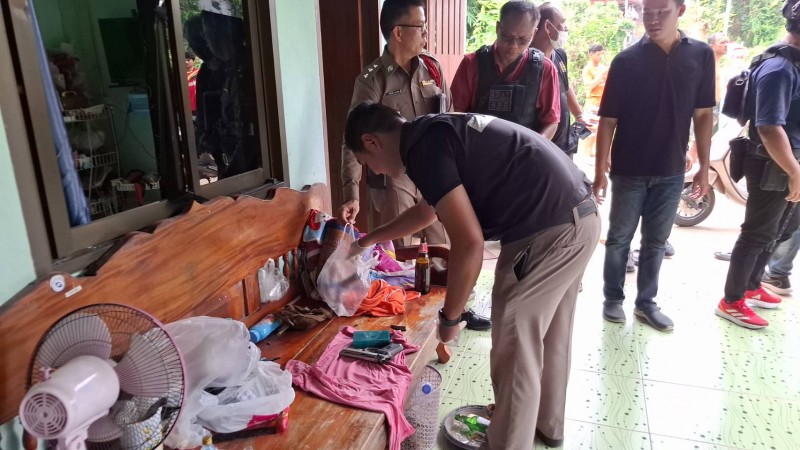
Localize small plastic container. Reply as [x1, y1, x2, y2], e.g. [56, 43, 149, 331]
[352, 330, 391, 349]
[249, 314, 282, 343]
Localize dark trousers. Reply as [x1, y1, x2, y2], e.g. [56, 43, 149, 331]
[724, 155, 800, 301]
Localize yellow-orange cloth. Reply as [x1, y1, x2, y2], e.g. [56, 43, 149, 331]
[355, 280, 422, 316]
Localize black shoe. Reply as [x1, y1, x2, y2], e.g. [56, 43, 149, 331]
[762, 273, 792, 295]
[714, 250, 731, 261]
[602, 300, 626, 323]
[665, 240, 675, 257]
[536, 428, 564, 447]
[463, 309, 492, 331]
[626, 252, 636, 272]
[634, 306, 674, 331]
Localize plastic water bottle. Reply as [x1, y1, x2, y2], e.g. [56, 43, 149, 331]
[249, 314, 282, 343]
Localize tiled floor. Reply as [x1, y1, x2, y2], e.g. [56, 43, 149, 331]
[422, 166, 800, 449]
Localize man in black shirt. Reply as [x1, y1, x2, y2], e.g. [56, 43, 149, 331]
[594, 0, 715, 331]
[344, 101, 600, 449]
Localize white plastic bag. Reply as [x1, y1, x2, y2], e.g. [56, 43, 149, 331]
[316, 225, 376, 316]
[258, 258, 290, 302]
[197, 360, 295, 433]
[163, 317, 260, 449]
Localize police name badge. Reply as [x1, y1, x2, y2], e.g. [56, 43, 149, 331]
[420, 80, 435, 87]
[386, 89, 402, 96]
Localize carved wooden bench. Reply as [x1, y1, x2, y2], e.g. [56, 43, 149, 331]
[0, 184, 449, 450]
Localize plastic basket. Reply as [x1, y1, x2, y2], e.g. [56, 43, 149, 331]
[401, 365, 443, 450]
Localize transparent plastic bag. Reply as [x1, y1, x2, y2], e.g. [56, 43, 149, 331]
[197, 361, 295, 433]
[315, 224, 376, 316]
[258, 258, 289, 302]
[163, 317, 260, 449]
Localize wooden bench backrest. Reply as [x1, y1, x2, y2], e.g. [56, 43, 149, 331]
[0, 184, 328, 424]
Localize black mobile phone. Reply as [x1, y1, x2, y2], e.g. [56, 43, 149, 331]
[513, 244, 532, 280]
[572, 121, 592, 140]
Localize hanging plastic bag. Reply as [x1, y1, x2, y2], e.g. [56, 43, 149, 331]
[316, 224, 376, 316]
[258, 258, 289, 302]
[197, 360, 295, 433]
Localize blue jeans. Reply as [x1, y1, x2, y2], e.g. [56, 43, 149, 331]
[767, 227, 800, 277]
[603, 174, 684, 311]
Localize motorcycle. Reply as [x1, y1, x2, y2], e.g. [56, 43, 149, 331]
[675, 119, 748, 227]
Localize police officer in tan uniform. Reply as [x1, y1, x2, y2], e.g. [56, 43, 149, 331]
[339, 0, 450, 247]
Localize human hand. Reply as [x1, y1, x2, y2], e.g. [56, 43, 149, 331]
[593, 173, 608, 205]
[338, 199, 360, 226]
[347, 238, 371, 259]
[437, 320, 464, 344]
[690, 168, 709, 199]
[787, 172, 800, 202]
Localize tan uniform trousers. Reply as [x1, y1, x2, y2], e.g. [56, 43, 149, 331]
[370, 173, 450, 247]
[483, 205, 600, 450]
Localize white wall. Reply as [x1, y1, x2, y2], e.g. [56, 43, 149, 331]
[272, 0, 330, 190]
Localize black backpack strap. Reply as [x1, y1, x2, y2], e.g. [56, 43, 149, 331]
[525, 48, 545, 128]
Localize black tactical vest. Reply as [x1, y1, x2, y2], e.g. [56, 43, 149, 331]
[475, 45, 544, 130]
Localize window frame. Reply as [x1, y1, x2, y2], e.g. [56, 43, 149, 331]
[1, 0, 283, 268]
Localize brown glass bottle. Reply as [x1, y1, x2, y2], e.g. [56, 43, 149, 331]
[414, 237, 431, 294]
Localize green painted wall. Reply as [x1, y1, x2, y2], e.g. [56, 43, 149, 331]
[274, 0, 329, 189]
[0, 110, 36, 306]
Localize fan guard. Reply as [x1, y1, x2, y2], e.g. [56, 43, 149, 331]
[26, 304, 185, 450]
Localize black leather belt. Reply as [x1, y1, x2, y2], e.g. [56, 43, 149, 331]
[573, 197, 597, 223]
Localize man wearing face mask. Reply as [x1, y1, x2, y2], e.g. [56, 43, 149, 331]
[451, 1, 561, 140]
[531, 2, 584, 157]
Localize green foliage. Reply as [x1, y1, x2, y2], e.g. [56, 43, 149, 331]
[563, 0, 634, 103]
[467, 0, 504, 52]
[730, 0, 784, 47]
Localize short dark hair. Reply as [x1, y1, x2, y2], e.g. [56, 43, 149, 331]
[185, 50, 196, 60]
[379, 0, 426, 41]
[589, 44, 604, 54]
[499, 1, 540, 24]
[537, 2, 559, 28]
[784, 0, 800, 33]
[345, 101, 404, 152]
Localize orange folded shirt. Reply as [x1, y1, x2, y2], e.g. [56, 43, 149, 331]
[355, 280, 421, 316]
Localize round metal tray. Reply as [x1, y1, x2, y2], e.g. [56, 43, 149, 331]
[441, 404, 490, 449]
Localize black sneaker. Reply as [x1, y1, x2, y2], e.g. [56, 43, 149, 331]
[634, 307, 674, 331]
[762, 273, 792, 295]
[462, 309, 492, 331]
[665, 240, 675, 258]
[626, 252, 636, 272]
[603, 300, 626, 323]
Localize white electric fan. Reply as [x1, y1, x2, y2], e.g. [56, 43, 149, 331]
[19, 304, 185, 450]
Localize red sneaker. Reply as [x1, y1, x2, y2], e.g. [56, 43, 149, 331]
[745, 287, 782, 309]
[715, 298, 768, 329]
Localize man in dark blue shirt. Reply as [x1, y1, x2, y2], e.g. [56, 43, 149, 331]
[344, 102, 600, 449]
[594, 0, 715, 331]
[716, 0, 800, 329]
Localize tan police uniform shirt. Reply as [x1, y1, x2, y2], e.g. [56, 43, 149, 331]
[341, 48, 453, 202]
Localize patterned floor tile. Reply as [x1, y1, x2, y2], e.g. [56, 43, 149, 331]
[571, 331, 642, 378]
[565, 370, 649, 432]
[441, 352, 494, 404]
[644, 381, 800, 449]
[543, 421, 651, 450]
[459, 328, 493, 355]
[650, 434, 744, 450]
[639, 338, 800, 401]
[428, 351, 465, 394]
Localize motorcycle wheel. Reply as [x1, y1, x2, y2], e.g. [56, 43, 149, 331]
[675, 182, 715, 227]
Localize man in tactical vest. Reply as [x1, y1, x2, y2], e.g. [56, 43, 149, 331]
[451, 1, 561, 139]
[531, 2, 585, 156]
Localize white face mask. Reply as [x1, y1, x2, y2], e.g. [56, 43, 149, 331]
[547, 21, 568, 50]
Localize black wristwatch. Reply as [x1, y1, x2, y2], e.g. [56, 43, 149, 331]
[438, 309, 462, 327]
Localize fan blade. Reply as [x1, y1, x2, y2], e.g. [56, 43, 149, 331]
[87, 414, 123, 442]
[38, 313, 112, 369]
[114, 331, 174, 398]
